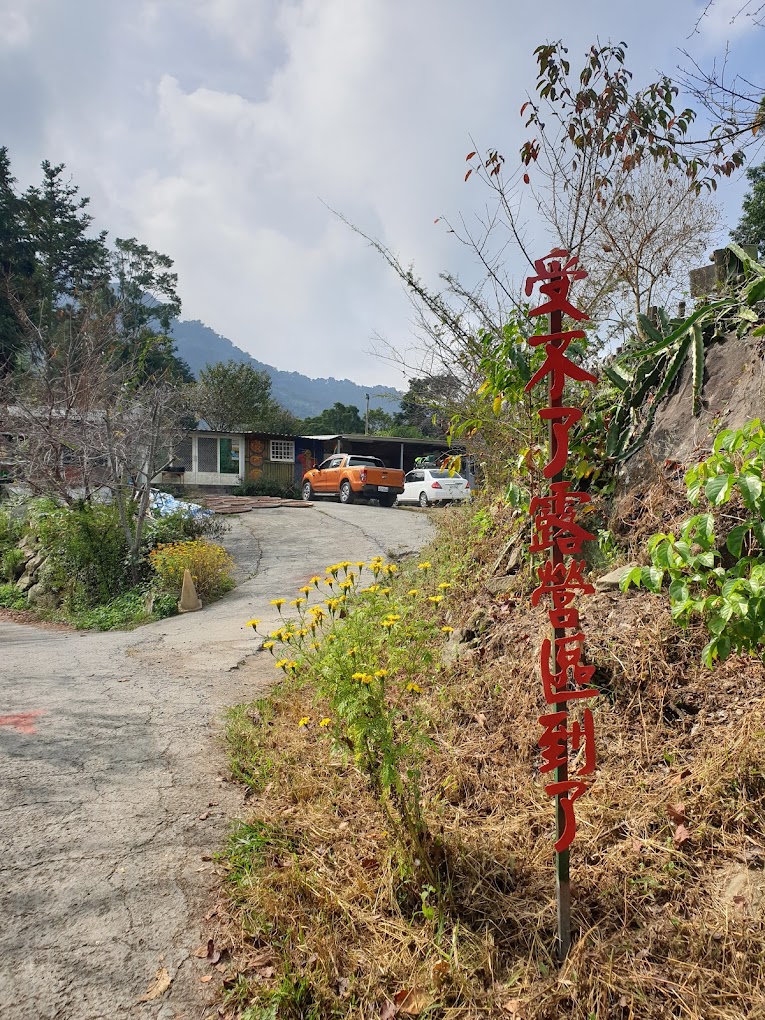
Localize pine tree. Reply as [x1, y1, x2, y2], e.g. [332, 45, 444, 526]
[732, 163, 765, 260]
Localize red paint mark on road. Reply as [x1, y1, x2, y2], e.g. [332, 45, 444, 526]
[0, 710, 46, 734]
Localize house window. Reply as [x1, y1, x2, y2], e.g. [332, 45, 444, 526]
[270, 440, 295, 463]
[197, 435, 242, 475]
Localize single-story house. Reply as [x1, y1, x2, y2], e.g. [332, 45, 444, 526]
[160, 429, 463, 490]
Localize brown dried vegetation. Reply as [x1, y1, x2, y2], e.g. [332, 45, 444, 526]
[216, 500, 765, 1020]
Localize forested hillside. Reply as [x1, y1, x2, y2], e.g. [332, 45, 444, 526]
[170, 318, 401, 419]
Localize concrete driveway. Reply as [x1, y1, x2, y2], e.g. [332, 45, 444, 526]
[0, 503, 434, 1020]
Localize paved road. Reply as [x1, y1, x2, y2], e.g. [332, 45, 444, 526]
[0, 503, 433, 1020]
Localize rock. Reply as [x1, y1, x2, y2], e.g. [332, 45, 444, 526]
[15, 573, 34, 593]
[484, 575, 517, 595]
[442, 631, 477, 668]
[26, 583, 43, 605]
[26, 553, 44, 573]
[595, 564, 637, 592]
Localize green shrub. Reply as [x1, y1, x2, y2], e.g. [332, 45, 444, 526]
[235, 479, 300, 499]
[65, 585, 179, 630]
[143, 507, 228, 549]
[624, 419, 765, 666]
[28, 500, 131, 609]
[0, 503, 26, 562]
[1, 547, 24, 581]
[0, 583, 27, 609]
[149, 540, 235, 600]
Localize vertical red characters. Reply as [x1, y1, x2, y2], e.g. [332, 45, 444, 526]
[524, 249, 598, 853]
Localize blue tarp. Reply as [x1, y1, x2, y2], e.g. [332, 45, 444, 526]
[149, 490, 212, 520]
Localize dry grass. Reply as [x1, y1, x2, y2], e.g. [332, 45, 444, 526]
[213, 505, 765, 1020]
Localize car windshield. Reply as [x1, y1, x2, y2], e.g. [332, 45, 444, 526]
[348, 457, 384, 467]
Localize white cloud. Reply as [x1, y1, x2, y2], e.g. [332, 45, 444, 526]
[7, 0, 752, 388]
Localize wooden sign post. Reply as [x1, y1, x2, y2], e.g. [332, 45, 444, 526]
[523, 249, 599, 961]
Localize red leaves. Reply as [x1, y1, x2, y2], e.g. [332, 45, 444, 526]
[465, 151, 477, 161]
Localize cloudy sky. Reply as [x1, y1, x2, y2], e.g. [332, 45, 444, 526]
[1, 0, 761, 387]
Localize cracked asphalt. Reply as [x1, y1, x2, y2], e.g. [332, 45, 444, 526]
[0, 502, 434, 1020]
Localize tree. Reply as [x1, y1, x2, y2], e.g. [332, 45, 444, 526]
[394, 377, 453, 438]
[302, 402, 365, 434]
[367, 408, 394, 434]
[732, 163, 765, 259]
[581, 163, 720, 333]
[0, 296, 192, 580]
[0, 150, 190, 382]
[195, 360, 297, 432]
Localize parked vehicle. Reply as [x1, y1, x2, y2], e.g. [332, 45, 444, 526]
[397, 468, 471, 507]
[301, 455, 405, 507]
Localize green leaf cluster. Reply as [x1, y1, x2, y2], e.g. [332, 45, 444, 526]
[623, 420, 765, 667]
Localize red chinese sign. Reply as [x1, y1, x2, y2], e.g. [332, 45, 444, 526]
[525, 248, 597, 855]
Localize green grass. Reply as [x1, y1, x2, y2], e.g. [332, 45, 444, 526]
[226, 701, 276, 790]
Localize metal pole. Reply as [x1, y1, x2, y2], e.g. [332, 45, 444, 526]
[365, 393, 370, 435]
[549, 300, 571, 962]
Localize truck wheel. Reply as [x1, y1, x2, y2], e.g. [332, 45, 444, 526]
[418, 491, 430, 508]
[302, 481, 314, 501]
[378, 492, 396, 508]
[339, 480, 354, 504]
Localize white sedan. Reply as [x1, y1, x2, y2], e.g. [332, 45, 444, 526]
[397, 468, 471, 507]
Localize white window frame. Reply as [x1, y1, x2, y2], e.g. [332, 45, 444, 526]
[269, 439, 295, 463]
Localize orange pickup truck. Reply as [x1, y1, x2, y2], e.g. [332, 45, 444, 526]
[301, 454, 405, 507]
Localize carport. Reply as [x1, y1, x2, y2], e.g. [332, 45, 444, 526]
[302, 434, 459, 474]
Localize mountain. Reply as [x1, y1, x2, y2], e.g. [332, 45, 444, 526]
[170, 319, 401, 419]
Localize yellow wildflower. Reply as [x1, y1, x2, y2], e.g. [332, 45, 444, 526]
[441, 626, 454, 634]
[327, 634, 337, 643]
[407, 682, 423, 693]
[298, 716, 310, 727]
[374, 669, 388, 677]
[351, 671, 366, 680]
[347, 647, 358, 657]
[289, 597, 306, 608]
[275, 659, 289, 669]
[407, 589, 420, 597]
[246, 618, 260, 629]
[299, 586, 311, 595]
[339, 580, 353, 591]
[355, 561, 365, 569]
[310, 642, 321, 651]
[380, 587, 391, 596]
[262, 640, 275, 650]
[417, 562, 431, 570]
[364, 584, 380, 594]
[271, 598, 286, 609]
[438, 582, 452, 590]
[428, 595, 443, 603]
[310, 576, 321, 587]
[319, 718, 331, 728]
[286, 661, 299, 672]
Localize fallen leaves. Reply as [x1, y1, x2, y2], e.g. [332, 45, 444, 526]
[393, 987, 432, 1015]
[666, 803, 692, 846]
[194, 938, 225, 965]
[137, 967, 171, 1002]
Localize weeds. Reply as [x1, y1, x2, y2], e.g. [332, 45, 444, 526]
[217, 502, 765, 1019]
